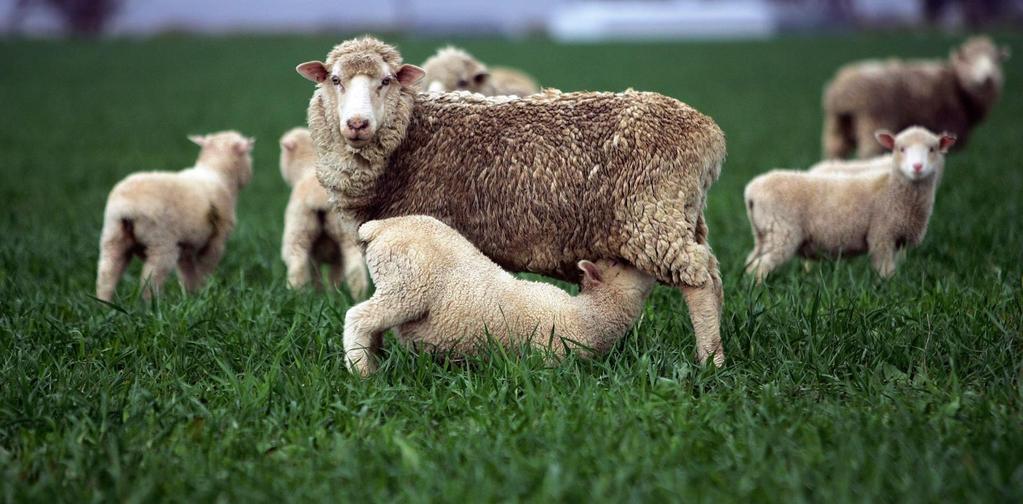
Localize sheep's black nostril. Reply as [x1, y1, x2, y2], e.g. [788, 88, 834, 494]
[347, 118, 368, 131]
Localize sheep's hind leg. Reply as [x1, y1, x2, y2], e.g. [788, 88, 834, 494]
[822, 113, 854, 159]
[96, 222, 132, 302]
[343, 296, 423, 377]
[681, 252, 725, 367]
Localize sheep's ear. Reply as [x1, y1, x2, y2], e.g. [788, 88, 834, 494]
[188, 134, 207, 147]
[281, 139, 296, 151]
[578, 260, 603, 285]
[235, 137, 255, 154]
[939, 133, 957, 153]
[874, 130, 896, 151]
[296, 61, 329, 83]
[473, 72, 490, 86]
[395, 64, 426, 87]
[1000, 46, 1011, 61]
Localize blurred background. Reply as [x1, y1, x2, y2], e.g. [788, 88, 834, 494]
[4, 0, 1023, 39]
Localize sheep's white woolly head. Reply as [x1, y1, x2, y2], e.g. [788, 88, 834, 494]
[875, 126, 955, 182]
[950, 36, 1009, 98]
[421, 46, 491, 94]
[189, 130, 255, 188]
[295, 37, 425, 149]
[279, 127, 314, 186]
[578, 259, 657, 297]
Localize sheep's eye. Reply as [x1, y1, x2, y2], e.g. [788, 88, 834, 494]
[929, 147, 935, 153]
[381, 76, 392, 86]
[474, 73, 488, 85]
[899, 147, 905, 153]
[457, 79, 469, 88]
[331, 76, 341, 86]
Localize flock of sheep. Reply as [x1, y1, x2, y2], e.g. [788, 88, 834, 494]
[94, 35, 1008, 375]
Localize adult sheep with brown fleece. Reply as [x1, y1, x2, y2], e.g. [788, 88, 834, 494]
[296, 36, 728, 366]
[822, 36, 1008, 159]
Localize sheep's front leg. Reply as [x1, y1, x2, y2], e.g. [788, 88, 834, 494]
[869, 239, 898, 278]
[283, 227, 316, 289]
[681, 254, 725, 367]
[140, 245, 178, 300]
[343, 296, 423, 377]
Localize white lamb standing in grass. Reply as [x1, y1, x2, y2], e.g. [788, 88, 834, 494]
[743, 126, 956, 281]
[95, 131, 254, 301]
[343, 215, 657, 377]
[279, 127, 367, 296]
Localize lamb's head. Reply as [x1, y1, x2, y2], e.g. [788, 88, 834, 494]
[279, 127, 315, 187]
[578, 260, 657, 299]
[296, 37, 425, 149]
[950, 36, 1010, 101]
[421, 46, 493, 94]
[875, 126, 955, 182]
[189, 131, 255, 189]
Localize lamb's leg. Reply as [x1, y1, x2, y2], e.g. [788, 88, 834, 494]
[283, 230, 315, 289]
[140, 244, 178, 300]
[822, 112, 853, 159]
[746, 223, 802, 282]
[194, 233, 228, 289]
[95, 221, 132, 302]
[869, 237, 898, 279]
[176, 249, 203, 294]
[681, 252, 724, 367]
[339, 236, 368, 299]
[343, 296, 423, 377]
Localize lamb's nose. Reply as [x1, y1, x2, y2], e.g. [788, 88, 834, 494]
[913, 163, 923, 173]
[347, 117, 368, 131]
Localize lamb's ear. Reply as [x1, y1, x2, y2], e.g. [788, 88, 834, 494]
[188, 134, 207, 147]
[874, 130, 896, 151]
[281, 139, 296, 151]
[235, 137, 255, 154]
[939, 133, 957, 153]
[296, 61, 328, 83]
[578, 260, 603, 285]
[395, 64, 426, 87]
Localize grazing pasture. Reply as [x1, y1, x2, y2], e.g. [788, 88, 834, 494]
[0, 33, 1021, 501]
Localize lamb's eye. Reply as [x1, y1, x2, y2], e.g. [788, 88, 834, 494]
[381, 76, 392, 86]
[899, 147, 906, 153]
[929, 147, 935, 153]
[457, 79, 469, 88]
[331, 76, 341, 86]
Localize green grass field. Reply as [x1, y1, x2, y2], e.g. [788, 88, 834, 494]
[1, 32, 1021, 501]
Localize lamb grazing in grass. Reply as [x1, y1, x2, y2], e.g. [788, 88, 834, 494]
[421, 45, 540, 97]
[296, 36, 728, 366]
[279, 127, 367, 296]
[343, 215, 657, 376]
[96, 131, 254, 301]
[823, 36, 1007, 159]
[744, 126, 956, 281]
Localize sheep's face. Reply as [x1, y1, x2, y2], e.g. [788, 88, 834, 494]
[951, 37, 1009, 98]
[424, 53, 491, 94]
[875, 127, 955, 182]
[578, 259, 656, 298]
[297, 58, 425, 148]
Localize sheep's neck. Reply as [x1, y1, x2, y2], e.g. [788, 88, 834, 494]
[336, 91, 415, 207]
[884, 169, 940, 235]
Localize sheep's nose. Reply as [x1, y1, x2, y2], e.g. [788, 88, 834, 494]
[346, 117, 368, 131]
[913, 163, 923, 173]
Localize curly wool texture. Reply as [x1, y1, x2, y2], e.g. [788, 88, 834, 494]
[822, 36, 1004, 158]
[342, 216, 656, 375]
[310, 86, 726, 288]
[279, 127, 367, 294]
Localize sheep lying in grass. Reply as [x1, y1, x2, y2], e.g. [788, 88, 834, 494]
[421, 45, 540, 96]
[823, 36, 1007, 158]
[744, 126, 955, 281]
[343, 215, 656, 376]
[96, 131, 254, 301]
[279, 127, 367, 296]
[297, 36, 728, 366]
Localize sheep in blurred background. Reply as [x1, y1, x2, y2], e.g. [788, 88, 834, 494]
[297, 36, 728, 366]
[822, 36, 1007, 158]
[744, 126, 955, 280]
[279, 127, 367, 296]
[342, 215, 656, 376]
[421, 45, 540, 97]
[96, 131, 254, 301]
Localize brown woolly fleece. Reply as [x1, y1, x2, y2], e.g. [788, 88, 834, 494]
[279, 127, 367, 295]
[304, 37, 728, 365]
[343, 215, 656, 376]
[822, 36, 1007, 158]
